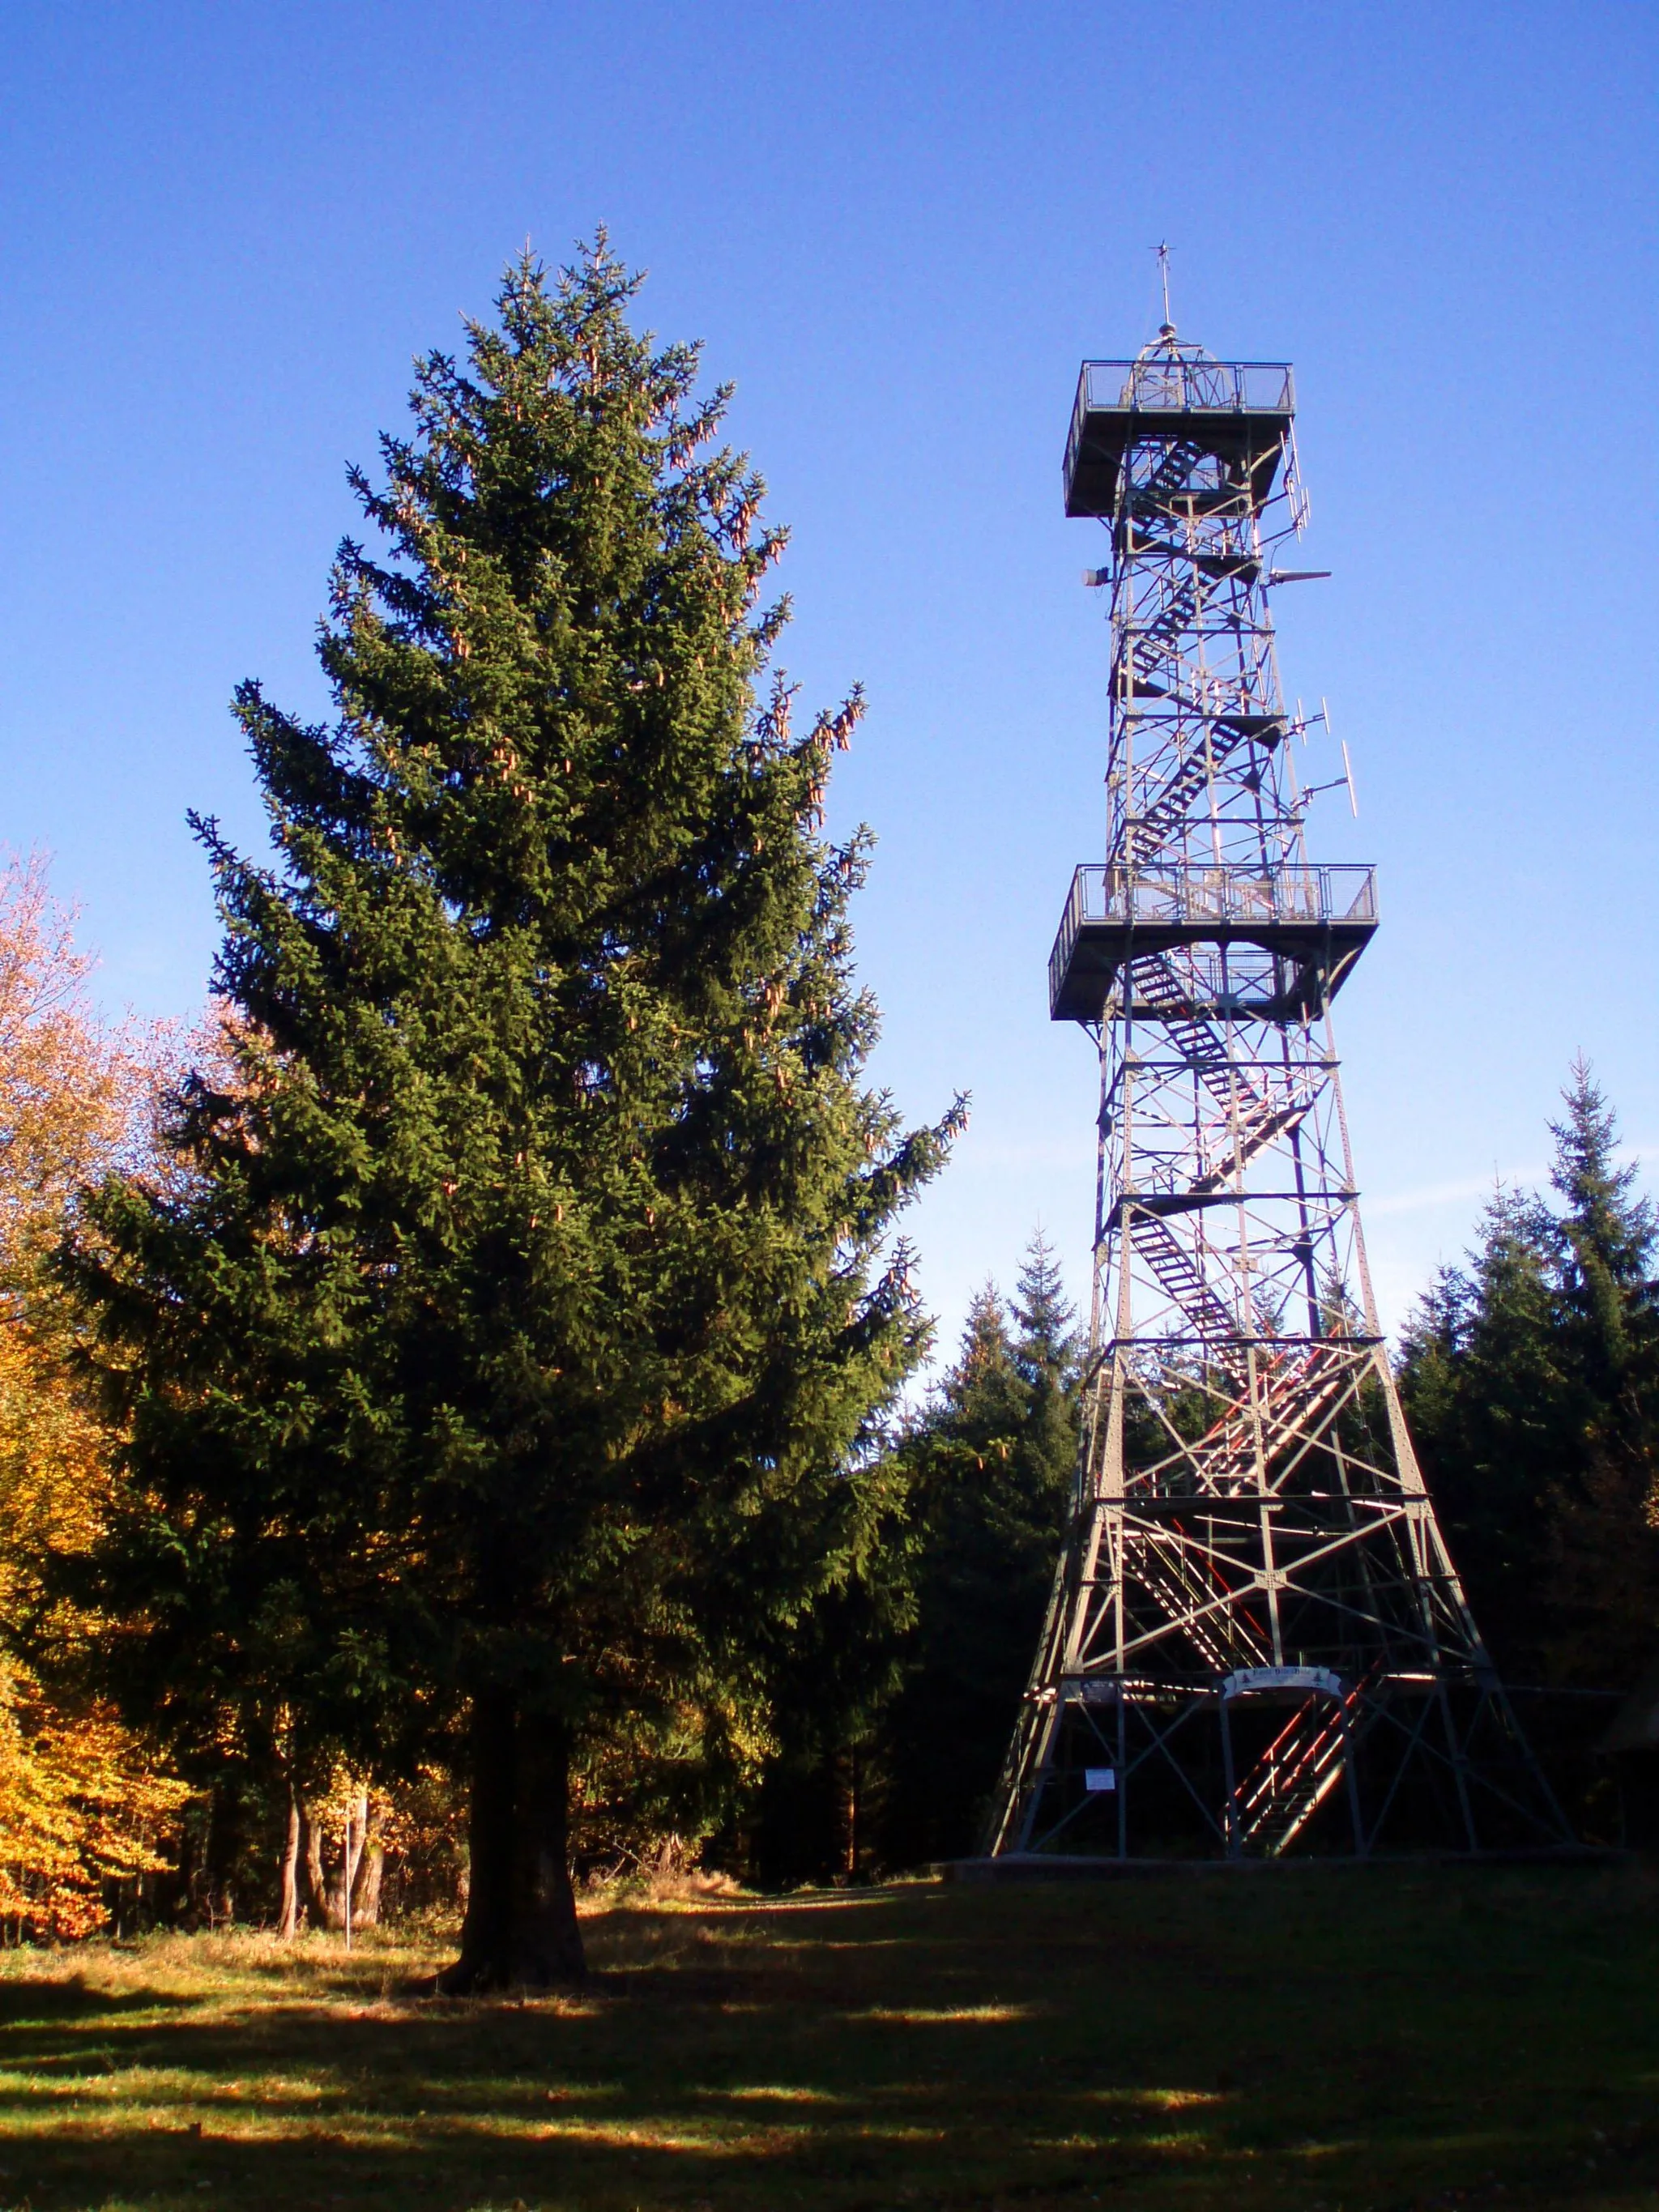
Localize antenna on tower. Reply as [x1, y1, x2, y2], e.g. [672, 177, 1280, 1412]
[1155, 241, 1175, 338]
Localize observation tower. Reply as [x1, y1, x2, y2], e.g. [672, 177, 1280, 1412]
[987, 307, 1568, 1860]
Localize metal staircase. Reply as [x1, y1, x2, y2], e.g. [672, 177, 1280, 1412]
[1128, 959, 1318, 1196]
[1192, 1094, 1312, 1192]
[1128, 1211, 1238, 1342]
[1178, 1344, 1354, 1495]
[1128, 438, 1205, 519]
[1124, 715, 1259, 861]
[1230, 1670, 1375, 1856]
[1115, 578, 1198, 697]
[1136, 1532, 1272, 1673]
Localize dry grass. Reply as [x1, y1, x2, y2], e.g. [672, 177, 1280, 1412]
[0, 1858, 1655, 2210]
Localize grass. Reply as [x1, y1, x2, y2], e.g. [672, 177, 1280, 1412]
[0, 1859, 1657, 2210]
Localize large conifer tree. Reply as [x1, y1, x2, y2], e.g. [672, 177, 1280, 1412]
[69, 242, 958, 1983]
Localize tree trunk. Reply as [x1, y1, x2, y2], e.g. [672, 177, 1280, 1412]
[442, 1688, 514, 1986]
[301, 1798, 339, 1931]
[440, 1692, 585, 1989]
[352, 1838, 386, 1929]
[352, 1796, 385, 1929]
[846, 1742, 860, 1879]
[341, 1784, 369, 1943]
[203, 1776, 244, 1926]
[277, 1783, 302, 1940]
[511, 1708, 584, 1980]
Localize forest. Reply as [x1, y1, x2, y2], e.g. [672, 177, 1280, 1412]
[2, 243, 1656, 1977]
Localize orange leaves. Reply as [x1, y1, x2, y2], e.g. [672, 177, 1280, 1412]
[0, 850, 190, 1940]
[0, 1664, 188, 1939]
[0, 1319, 108, 1561]
[0, 1264, 190, 1941]
[0, 852, 143, 1282]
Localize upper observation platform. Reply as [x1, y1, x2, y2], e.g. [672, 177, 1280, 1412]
[1064, 344, 1296, 520]
[1049, 862, 1377, 1024]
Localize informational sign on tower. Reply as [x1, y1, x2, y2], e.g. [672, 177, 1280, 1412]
[986, 323, 1570, 1861]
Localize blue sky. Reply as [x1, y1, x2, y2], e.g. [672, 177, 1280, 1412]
[2, 2, 1654, 1362]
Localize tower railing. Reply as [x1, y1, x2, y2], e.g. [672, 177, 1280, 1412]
[1064, 360, 1295, 497]
[1048, 862, 1378, 1012]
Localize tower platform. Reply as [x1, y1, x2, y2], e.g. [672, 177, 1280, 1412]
[1064, 358, 1294, 519]
[1047, 862, 1377, 1022]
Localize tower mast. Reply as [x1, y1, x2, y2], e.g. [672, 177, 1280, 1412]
[987, 327, 1568, 1860]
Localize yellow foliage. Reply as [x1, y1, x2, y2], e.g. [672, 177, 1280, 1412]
[0, 1660, 188, 1938]
[0, 852, 190, 1937]
[0, 852, 148, 1290]
[0, 1298, 109, 1568]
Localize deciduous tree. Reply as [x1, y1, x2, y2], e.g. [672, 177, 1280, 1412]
[0, 855, 187, 1936]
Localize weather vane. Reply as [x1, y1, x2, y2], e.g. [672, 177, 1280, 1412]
[1155, 241, 1175, 336]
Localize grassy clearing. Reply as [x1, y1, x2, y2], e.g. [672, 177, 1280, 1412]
[0, 1859, 1655, 2211]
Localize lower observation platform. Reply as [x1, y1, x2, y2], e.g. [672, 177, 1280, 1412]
[1049, 862, 1378, 1024]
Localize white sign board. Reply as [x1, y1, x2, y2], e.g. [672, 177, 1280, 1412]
[1084, 1767, 1116, 1792]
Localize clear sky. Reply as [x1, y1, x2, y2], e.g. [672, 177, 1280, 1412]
[2, 2, 1654, 1364]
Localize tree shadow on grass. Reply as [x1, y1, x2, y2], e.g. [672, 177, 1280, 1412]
[0, 1979, 200, 2028]
[0, 1938, 1230, 2210]
[0, 1881, 1657, 2209]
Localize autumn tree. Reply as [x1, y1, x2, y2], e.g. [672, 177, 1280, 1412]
[68, 243, 959, 1984]
[0, 855, 142, 1290]
[0, 855, 186, 1936]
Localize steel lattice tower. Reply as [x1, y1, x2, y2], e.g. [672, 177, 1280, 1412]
[987, 318, 1570, 1861]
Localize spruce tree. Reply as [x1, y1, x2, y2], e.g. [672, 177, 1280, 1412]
[1399, 1067, 1659, 1698]
[1548, 1058, 1657, 1421]
[1010, 1230, 1081, 1494]
[1401, 1186, 1565, 1677]
[1542, 1064, 1659, 1687]
[66, 242, 959, 1983]
[741, 1459, 915, 1886]
[878, 1238, 1080, 1865]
